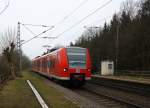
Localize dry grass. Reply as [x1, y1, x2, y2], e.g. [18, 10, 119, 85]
[0, 71, 78, 108]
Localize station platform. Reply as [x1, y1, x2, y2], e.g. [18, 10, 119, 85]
[92, 74, 150, 85]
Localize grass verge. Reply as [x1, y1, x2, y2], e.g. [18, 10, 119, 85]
[0, 71, 78, 108]
[0, 72, 40, 108]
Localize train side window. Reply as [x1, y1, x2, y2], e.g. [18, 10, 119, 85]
[50, 60, 52, 68]
[51, 60, 54, 68]
[40, 60, 41, 67]
[53, 60, 55, 68]
[37, 61, 39, 67]
[44, 59, 46, 68]
[45, 59, 47, 68]
[42, 59, 44, 67]
[47, 61, 51, 68]
[50, 59, 55, 68]
[108, 64, 112, 69]
[43, 59, 45, 67]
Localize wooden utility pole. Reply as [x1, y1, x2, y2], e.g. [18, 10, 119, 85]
[115, 25, 119, 73]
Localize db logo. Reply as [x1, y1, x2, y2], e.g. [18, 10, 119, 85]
[76, 67, 80, 73]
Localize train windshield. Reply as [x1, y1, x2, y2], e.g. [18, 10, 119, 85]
[67, 48, 86, 68]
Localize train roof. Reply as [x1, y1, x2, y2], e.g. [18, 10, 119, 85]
[32, 46, 86, 60]
[66, 46, 85, 49]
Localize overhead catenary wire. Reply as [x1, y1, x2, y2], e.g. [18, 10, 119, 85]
[0, 0, 10, 15]
[21, 23, 51, 27]
[35, 0, 89, 40]
[49, 0, 89, 40]
[19, 22, 55, 45]
[18, 0, 112, 46]
[21, 26, 54, 45]
[21, 24, 37, 36]
[56, 0, 89, 26]
[54, 0, 112, 39]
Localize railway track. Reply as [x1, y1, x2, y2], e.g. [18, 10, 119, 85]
[37, 72, 150, 108]
[73, 85, 136, 108]
[90, 76, 150, 96]
[82, 83, 141, 108]
[85, 78, 150, 108]
[42, 74, 136, 108]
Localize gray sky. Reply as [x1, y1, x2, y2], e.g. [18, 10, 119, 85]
[0, 0, 130, 59]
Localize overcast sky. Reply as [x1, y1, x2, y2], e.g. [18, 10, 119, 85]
[0, 0, 133, 59]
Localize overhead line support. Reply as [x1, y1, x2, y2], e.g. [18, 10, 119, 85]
[17, 22, 22, 74]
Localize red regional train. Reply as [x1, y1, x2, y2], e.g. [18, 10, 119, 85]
[32, 47, 91, 86]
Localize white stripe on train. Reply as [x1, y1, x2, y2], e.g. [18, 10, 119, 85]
[35, 71, 91, 80]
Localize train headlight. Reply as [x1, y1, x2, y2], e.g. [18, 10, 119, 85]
[64, 68, 68, 72]
[87, 69, 90, 72]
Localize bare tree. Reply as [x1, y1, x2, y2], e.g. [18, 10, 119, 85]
[120, 0, 139, 19]
[0, 29, 17, 79]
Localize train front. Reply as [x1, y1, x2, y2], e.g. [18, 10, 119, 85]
[66, 47, 91, 86]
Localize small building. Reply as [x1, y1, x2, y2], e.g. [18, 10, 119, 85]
[101, 61, 114, 75]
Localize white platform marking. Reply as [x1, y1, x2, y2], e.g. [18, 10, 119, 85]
[27, 80, 49, 108]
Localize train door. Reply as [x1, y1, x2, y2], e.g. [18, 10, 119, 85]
[47, 55, 51, 75]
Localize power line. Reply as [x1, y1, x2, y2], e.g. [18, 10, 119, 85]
[56, 0, 89, 25]
[0, 0, 10, 15]
[21, 23, 51, 27]
[19, 22, 55, 45]
[19, 0, 112, 46]
[21, 24, 36, 36]
[55, 0, 112, 39]
[42, 0, 88, 40]
[21, 26, 54, 45]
